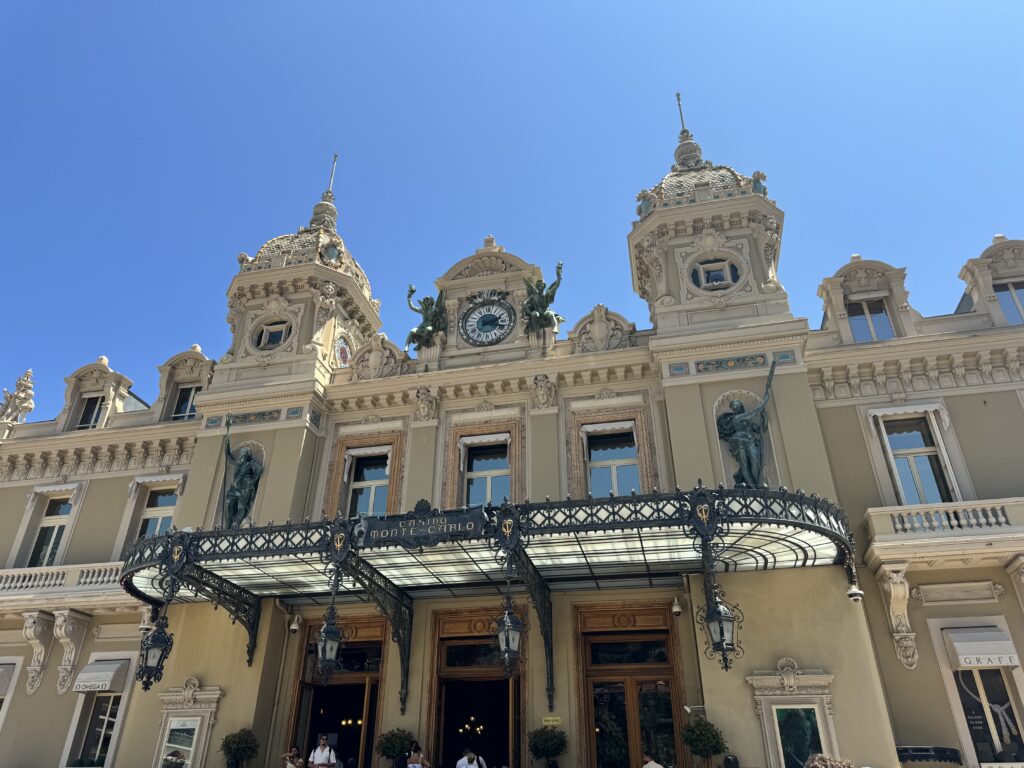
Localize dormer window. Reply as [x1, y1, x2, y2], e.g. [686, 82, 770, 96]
[253, 319, 291, 350]
[76, 396, 105, 430]
[691, 258, 740, 291]
[995, 281, 1024, 325]
[169, 386, 200, 421]
[846, 299, 894, 343]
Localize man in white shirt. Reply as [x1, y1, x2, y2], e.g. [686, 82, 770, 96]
[455, 749, 487, 768]
[642, 751, 665, 768]
[309, 736, 337, 767]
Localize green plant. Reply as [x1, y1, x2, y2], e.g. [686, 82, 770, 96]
[681, 716, 728, 760]
[219, 728, 259, 767]
[528, 726, 568, 766]
[374, 728, 417, 764]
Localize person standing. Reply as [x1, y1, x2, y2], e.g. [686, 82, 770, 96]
[280, 746, 301, 766]
[456, 749, 487, 768]
[407, 740, 430, 768]
[642, 751, 665, 768]
[309, 736, 337, 767]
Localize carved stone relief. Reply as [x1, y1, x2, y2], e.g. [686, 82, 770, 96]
[877, 566, 918, 670]
[531, 374, 557, 409]
[413, 386, 438, 422]
[22, 611, 55, 695]
[53, 609, 90, 695]
[571, 305, 636, 353]
[351, 334, 408, 380]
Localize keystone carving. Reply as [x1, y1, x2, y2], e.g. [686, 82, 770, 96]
[54, 609, 91, 695]
[877, 565, 918, 670]
[22, 611, 55, 695]
[531, 374, 557, 409]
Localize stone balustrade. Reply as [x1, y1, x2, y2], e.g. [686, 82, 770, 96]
[0, 561, 122, 596]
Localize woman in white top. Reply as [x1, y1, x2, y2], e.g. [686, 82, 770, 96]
[407, 740, 430, 768]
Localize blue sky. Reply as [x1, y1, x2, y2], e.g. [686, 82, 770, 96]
[2, 2, 1022, 421]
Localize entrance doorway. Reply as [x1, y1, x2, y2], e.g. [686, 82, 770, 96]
[435, 636, 522, 768]
[439, 679, 513, 767]
[292, 629, 384, 768]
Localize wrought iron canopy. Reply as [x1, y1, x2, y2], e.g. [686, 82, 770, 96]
[120, 485, 857, 709]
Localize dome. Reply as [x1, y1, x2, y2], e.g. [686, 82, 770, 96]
[656, 163, 747, 198]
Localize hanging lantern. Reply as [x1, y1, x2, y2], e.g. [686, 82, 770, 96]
[495, 593, 523, 675]
[136, 612, 174, 691]
[699, 588, 742, 672]
[317, 605, 343, 679]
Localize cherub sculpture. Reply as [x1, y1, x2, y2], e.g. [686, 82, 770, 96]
[405, 285, 447, 352]
[0, 370, 34, 423]
[522, 262, 565, 334]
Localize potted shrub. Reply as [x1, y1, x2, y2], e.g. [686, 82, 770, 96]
[375, 728, 417, 767]
[219, 728, 259, 768]
[528, 725, 568, 768]
[681, 716, 727, 768]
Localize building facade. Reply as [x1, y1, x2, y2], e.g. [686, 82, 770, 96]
[0, 104, 1022, 768]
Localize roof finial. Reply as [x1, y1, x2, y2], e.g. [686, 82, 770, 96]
[327, 152, 339, 194]
[676, 92, 686, 133]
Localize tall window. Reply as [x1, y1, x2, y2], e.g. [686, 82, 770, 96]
[995, 281, 1024, 325]
[77, 692, 122, 765]
[954, 668, 1024, 761]
[27, 498, 71, 567]
[138, 489, 176, 539]
[464, 445, 510, 506]
[346, 455, 389, 518]
[587, 431, 640, 497]
[881, 418, 953, 505]
[847, 299, 895, 343]
[170, 386, 200, 421]
[77, 396, 105, 430]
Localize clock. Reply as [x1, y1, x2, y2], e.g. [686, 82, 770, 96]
[459, 299, 516, 346]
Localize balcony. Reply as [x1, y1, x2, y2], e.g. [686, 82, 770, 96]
[865, 497, 1024, 571]
[0, 561, 134, 612]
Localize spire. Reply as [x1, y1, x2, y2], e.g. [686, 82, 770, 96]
[307, 153, 340, 231]
[672, 92, 706, 171]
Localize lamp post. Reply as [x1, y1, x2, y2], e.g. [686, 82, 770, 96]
[136, 609, 174, 691]
[495, 592, 523, 675]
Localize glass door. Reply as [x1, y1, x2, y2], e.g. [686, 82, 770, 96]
[585, 634, 683, 767]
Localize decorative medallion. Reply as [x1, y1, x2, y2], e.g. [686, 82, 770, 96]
[334, 335, 352, 368]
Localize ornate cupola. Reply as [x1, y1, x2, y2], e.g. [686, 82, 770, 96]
[212, 157, 382, 389]
[629, 94, 791, 338]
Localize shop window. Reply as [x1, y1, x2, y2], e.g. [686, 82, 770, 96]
[76, 396, 105, 430]
[158, 717, 201, 768]
[138, 489, 176, 540]
[63, 656, 133, 767]
[880, 417, 953, 505]
[27, 497, 71, 568]
[169, 385, 201, 421]
[0, 660, 18, 736]
[846, 299, 895, 343]
[75, 692, 122, 765]
[995, 281, 1024, 325]
[586, 430, 640, 497]
[152, 677, 222, 768]
[464, 444, 510, 506]
[346, 454, 389, 518]
[773, 706, 825, 767]
[253, 319, 291, 350]
[954, 667, 1024, 761]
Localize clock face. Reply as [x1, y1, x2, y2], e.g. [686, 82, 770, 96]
[460, 300, 516, 346]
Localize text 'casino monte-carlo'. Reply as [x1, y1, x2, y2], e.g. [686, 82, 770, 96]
[1, 95, 1024, 768]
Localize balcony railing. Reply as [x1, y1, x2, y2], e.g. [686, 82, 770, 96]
[0, 562, 123, 596]
[867, 498, 1024, 541]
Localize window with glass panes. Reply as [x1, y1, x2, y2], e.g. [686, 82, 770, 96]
[846, 299, 895, 342]
[954, 667, 1024, 761]
[995, 281, 1024, 325]
[170, 386, 200, 421]
[346, 455, 389, 518]
[464, 444, 510, 506]
[27, 498, 71, 567]
[586, 431, 640, 497]
[77, 692, 122, 765]
[76, 396, 105, 430]
[880, 417, 953, 505]
[254, 319, 291, 349]
[138, 489, 176, 539]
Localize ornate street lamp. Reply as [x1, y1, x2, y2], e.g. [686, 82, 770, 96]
[698, 585, 743, 671]
[495, 592, 524, 675]
[136, 610, 174, 691]
[317, 603, 343, 680]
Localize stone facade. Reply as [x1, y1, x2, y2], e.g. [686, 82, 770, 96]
[0, 102, 1021, 768]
